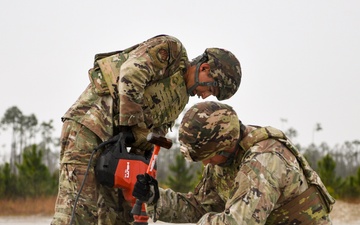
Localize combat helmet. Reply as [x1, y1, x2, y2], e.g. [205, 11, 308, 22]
[188, 48, 242, 101]
[179, 101, 240, 162]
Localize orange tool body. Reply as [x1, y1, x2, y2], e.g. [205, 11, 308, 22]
[95, 132, 172, 225]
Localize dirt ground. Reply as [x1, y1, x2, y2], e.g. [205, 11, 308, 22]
[0, 198, 359, 224]
[330, 199, 360, 224]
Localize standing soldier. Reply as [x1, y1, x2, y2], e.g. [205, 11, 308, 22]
[51, 35, 242, 225]
[133, 101, 335, 224]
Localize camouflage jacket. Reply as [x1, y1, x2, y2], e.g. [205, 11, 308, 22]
[62, 35, 189, 144]
[150, 126, 335, 224]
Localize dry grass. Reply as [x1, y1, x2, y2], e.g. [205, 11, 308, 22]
[1, 196, 360, 224]
[0, 196, 57, 216]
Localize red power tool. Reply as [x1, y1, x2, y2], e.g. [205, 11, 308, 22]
[95, 132, 172, 224]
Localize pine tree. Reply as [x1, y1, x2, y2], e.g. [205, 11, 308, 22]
[16, 144, 56, 197]
[317, 154, 341, 198]
[0, 163, 16, 198]
[163, 154, 200, 192]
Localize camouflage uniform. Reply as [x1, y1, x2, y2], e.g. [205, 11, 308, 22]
[51, 35, 190, 225]
[148, 101, 335, 225]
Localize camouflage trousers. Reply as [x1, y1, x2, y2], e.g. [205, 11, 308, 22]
[51, 120, 133, 225]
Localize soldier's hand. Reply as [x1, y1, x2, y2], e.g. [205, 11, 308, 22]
[131, 125, 154, 154]
[132, 173, 159, 204]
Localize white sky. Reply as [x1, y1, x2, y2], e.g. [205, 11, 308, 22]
[1, 0, 359, 158]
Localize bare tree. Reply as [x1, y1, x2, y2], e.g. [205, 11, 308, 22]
[0, 106, 23, 173]
[39, 120, 59, 173]
[312, 123, 322, 144]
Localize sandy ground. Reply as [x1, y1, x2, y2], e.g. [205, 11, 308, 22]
[0, 200, 358, 225]
[330, 199, 360, 225]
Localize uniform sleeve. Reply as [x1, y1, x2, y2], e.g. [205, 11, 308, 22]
[149, 165, 225, 223]
[197, 152, 287, 225]
[118, 35, 183, 127]
[147, 188, 207, 223]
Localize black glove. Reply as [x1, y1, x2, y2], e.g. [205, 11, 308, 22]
[118, 126, 135, 146]
[132, 173, 159, 204]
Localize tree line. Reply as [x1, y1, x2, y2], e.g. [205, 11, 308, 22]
[0, 106, 59, 175]
[0, 106, 359, 200]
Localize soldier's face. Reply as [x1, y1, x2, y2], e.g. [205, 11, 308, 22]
[202, 154, 227, 166]
[188, 64, 219, 99]
[195, 80, 218, 99]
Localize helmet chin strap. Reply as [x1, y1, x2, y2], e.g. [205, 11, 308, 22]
[217, 149, 237, 167]
[187, 62, 201, 96]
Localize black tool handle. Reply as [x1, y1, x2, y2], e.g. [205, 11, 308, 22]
[131, 199, 143, 215]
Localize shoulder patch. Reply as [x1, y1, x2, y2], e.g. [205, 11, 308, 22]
[157, 48, 169, 63]
[147, 42, 169, 69]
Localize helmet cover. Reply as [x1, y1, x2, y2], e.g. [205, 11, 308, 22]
[179, 101, 240, 161]
[205, 48, 241, 100]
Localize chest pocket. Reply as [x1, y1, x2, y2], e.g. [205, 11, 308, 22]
[142, 70, 188, 129]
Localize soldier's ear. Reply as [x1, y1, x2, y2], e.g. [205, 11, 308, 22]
[200, 63, 210, 71]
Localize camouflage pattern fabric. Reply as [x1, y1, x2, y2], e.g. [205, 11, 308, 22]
[51, 120, 133, 225]
[149, 124, 333, 224]
[62, 84, 114, 143]
[179, 101, 240, 161]
[205, 48, 242, 100]
[240, 126, 335, 214]
[65, 34, 189, 144]
[53, 35, 190, 224]
[93, 35, 189, 129]
[267, 185, 330, 224]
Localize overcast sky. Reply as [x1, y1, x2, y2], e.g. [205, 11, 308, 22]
[1, 0, 359, 159]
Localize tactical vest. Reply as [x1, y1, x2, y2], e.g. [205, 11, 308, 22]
[88, 39, 188, 131]
[240, 126, 335, 224]
[88, 44, 139, 98]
